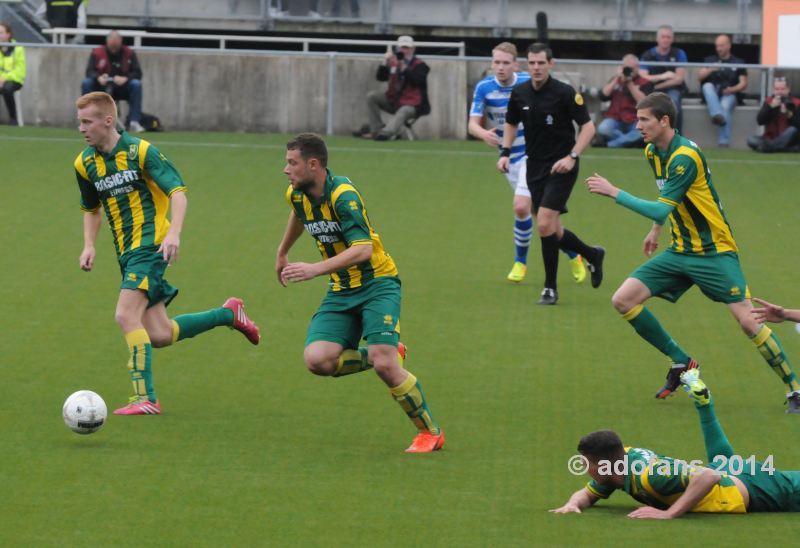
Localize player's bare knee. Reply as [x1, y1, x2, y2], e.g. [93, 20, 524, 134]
[114, 309, 138, 332]
[303, 348, 337, 376]
[611, 290, 632, 314]
[369, 348, 398, 375]
[148, 330, 173, 348]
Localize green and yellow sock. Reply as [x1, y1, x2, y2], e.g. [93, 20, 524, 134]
[333, 347, 372, 377]
[390, 372, 440, 434]
[125, 328, 155, 403]
[752, 325, 800, 394]
[172, 308, 234, 342]
[695, 399, 736, 463]
[623, 304, 691, 364]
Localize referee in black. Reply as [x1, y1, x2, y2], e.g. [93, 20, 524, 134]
[498, 43, 605, 305]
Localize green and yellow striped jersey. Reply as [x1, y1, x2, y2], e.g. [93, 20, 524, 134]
[286, 169, 398, 292]
[645, 133, 737, 255]
[74, 132, 186, 259]
[586, 447, 743, 512]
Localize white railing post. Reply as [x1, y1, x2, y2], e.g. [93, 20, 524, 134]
[326, 52, 336, 136]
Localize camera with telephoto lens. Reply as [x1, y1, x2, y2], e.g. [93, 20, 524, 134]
[395, 49, 405, 61]
[622, 66, 633, 78]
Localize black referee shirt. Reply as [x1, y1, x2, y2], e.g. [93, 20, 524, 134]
[506, 76, 591, 164]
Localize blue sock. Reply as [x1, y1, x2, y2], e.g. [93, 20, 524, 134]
[563, 249, 578, 259]
[514, 216, 533, 264]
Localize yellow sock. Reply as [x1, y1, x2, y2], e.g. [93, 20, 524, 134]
[390, 372, 440, 434]
[753, 325, 800, 394]
[125, 328, 156, 402]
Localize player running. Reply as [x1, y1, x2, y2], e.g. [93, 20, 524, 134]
[74, 92, 260, 416]
[552, 370, 800, 518]
[586, 92, 800, 412]
[276, 133, 444, 453]
[468, 42, 586, 284]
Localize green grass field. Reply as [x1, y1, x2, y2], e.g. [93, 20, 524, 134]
[2, 126, 800, 546]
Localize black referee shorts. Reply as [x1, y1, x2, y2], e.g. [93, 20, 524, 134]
[526, 159, 579, 214]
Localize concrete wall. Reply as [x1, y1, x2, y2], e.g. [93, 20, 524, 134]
[11, 47, 467, 139]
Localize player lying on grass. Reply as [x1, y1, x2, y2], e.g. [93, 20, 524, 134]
[552, 370, 800, 518]
[586, 91, 800, 412]
[276, 133, 444, 453]
[74, 92, 260, 416]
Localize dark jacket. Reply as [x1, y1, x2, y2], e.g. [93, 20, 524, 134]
[86, 46, 142, 81]
[45, 0, 82, 28]
[376, 57, 430, 116]
[757, 95, 800, 140]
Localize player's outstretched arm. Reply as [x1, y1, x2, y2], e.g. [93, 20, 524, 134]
[587, 174, 674, 223]
[752, 297, 800, 324]
[79, 210, 102, 271]
[159, 190, 186, 265]
[550, 488, 599, 514]
[276, 211, 305, 287]
[628, 468, 721, 519]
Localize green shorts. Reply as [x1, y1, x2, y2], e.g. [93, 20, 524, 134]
[736, 468, 800, 512]
[305, 276, 401, 348]
[630, 251, 749, 304]
[118, 245, 178, 308]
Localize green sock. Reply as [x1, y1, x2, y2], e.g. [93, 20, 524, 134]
[623, 304, 691, 364]
[695, 399, 735, 463]
[126, 328, 156, 403]
[333, 347, 371, 377]
[752, 325, 800, 394]
[390, 372, 440, 434]
[172, 308, 233, 342]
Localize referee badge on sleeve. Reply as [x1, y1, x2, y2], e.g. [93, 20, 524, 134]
[575, 93, 584, 106]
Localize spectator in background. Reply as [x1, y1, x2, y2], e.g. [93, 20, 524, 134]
[697, 34, 748, 148]
[747, 77, 800, 153]
[331, 0, 360, 18]
[82, 30, 145, 132]
[36, 0, 87, 44]
[640, 25, 687, 131]
[595, 54, 653, 148]
[0, 21, 25, 126]
[352, 35, 430, 141]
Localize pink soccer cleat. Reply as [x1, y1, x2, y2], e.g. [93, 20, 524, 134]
[113, 396, 161, 415]
[223, 297, 261, 345]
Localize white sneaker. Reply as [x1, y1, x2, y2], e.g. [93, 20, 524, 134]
[129, 121, 146, 133]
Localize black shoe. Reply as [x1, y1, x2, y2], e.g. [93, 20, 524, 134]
[537, 287, 558, 305]
[351, 124, 370, 137]
[586, 246, 605, 289]
[786, 392, 800, 414]
[711, 114, 726, 126]
[373, 132, 391, 141]
[655, 358, 699, 399]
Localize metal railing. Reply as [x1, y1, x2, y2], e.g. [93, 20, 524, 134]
[42, 27, 466, 55]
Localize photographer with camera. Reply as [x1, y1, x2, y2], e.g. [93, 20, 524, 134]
[594, 55, 653, 148]
[352, 35, 430, 141]
[697, 34, 748, 148]
[747, 77, 800, 153]
[81, 30, 145, 132]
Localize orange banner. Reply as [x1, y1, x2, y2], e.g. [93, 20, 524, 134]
[763, 0, 800, 65]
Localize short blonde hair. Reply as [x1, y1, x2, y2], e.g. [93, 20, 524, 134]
[76, 92, 117, 122]
[493, 42, 518, 58]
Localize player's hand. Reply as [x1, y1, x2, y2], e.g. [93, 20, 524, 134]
[275, 255, 289, 287]
[627, 506, 673, 519]
[586, 173, 619, 198]
[79, 246, 96, 272]
[482, 127, 500, 147]
[643, 229, 660, 257]
[281, 262, 320, 284]
[549, 503, 582, 514]
[751, 297, 787, 324]
[551, 155, 575, 175]
[496, 156, 510, 174]
[158, 232, 180, 265]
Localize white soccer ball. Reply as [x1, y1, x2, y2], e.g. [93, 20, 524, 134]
[63, 390, 107, 435]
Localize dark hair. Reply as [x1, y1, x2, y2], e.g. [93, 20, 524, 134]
[0, 21, 13, 39]
[578, 430, 625, 462]
[287, 133, 328, 167]
[527, 42, 553, 61]
[636, 92, 676, 128]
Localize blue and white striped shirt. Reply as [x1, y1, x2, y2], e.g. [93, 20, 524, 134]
[470, 72, 529, 164]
